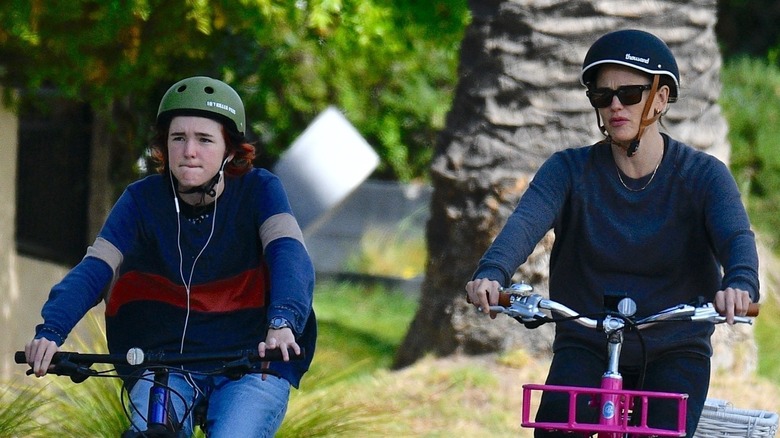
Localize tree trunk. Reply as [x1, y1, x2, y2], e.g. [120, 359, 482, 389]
[88, 97, 150, 240]
[394, 0, 728, 369]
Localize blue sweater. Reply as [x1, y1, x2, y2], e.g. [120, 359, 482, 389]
[36, 168, 316, 387]
[474, 135, 759, 363]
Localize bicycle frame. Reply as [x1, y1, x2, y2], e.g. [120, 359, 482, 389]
[136, 367, 179, 437]
[490, 284, 756, 438]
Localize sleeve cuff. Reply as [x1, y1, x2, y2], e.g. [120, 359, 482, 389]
[35, 325, 66, 346]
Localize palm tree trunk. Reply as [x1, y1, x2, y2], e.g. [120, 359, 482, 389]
[394, 0, 727, 368]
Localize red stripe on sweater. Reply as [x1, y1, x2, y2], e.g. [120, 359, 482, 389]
[106, 269, 267, 317]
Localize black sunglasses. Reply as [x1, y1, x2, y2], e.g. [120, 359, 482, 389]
[586, 84, 652, 108]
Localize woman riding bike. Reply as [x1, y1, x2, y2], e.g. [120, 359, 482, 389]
[24, 76, 316, 437]
[465, 29, 759, 438]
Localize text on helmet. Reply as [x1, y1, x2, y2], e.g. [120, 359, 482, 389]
[206, 101, 237, 115]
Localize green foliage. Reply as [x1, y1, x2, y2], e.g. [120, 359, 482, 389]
[721, 56, 780, 245]
[274, 280, 419, 436]
[343, 211, 428, 279]
[0, 0, 470, 182]
[722, 56, 780, 384]
[0, 385, 49, 437]
[755, 289, 780, 383]
[311, 280, 418, 372]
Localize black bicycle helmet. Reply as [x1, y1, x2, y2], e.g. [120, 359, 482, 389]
[580, 29, 680, 103]
[157, 76, 246, 136]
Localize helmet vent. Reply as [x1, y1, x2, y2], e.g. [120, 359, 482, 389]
[204, 86, 215, 94]
[176, 85, 187, 93]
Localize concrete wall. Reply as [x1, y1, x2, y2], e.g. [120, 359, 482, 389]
[304, 180, 431, 275]
[0, 93, 79, 379]
[0, 90, 21, 378]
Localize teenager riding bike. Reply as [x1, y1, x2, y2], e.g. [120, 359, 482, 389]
[465, 29, 759, 437]
[23, 76, 317, 437]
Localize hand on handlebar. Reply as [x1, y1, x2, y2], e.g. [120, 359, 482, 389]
[714, 287, 754, 325]
[465, 278, 502, 319]
[258, 327, 300, 380]
[24, 337, 59, 377]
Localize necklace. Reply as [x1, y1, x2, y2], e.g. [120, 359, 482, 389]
[615, 156, 662, 192]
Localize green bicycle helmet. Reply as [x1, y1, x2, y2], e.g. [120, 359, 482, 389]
[157, 76, 246, 136]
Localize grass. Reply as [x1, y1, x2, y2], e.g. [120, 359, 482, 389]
[343, 219, 428, 279]
[0, 385, 49, 437]
[754, 272, 780, 383]
[310, 281, 417, 370]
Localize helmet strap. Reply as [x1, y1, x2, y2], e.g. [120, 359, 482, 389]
[171, 155, 231, 205]
[177, 172, 221, 198]
[626, 75, 661, 157]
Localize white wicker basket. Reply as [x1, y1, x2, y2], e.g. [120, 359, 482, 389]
[694, 399, 779, 438]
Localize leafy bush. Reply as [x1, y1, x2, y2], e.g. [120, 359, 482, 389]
[722, 56, 780, 245]
[722, 56, 780, 384]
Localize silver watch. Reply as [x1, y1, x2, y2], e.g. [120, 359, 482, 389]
[268, 316, 292, 331]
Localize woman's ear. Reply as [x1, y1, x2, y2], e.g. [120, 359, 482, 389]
[656, 85, 670, 114]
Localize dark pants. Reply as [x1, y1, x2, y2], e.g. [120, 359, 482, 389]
[534, 347, 710, 438]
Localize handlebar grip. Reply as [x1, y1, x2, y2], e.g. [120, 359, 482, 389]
[746, 303, 760, 317]
[497, 292, 512, 308]
[14, 351, 27, 364]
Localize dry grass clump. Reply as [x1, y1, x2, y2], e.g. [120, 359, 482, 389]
[339, 351, 779, 437]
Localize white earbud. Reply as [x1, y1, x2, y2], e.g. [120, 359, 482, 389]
[169, 170, 180, 213]
[219, 154, 234, 179]
[222, 154, 234, 170]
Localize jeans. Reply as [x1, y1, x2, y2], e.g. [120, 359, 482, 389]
[534, 347, 710, 438]
[126, 371, 291, 437]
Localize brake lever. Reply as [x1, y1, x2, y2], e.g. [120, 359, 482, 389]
[221, 358, 254, 380]
[49, 359, 97, 384]
[691, 305, 753, 325]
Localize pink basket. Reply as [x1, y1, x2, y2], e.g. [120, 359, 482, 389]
[522, 383, 688, 437]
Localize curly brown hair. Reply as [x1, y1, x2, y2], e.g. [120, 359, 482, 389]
[149, 118, 256, 177]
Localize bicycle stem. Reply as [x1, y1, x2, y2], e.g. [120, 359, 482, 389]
[604, 326, 623, 378]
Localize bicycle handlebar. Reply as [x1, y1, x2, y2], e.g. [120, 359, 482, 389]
[15, 348, 305, 383]
[15, 348, 303, 366]
[492, 284, 759, 329]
